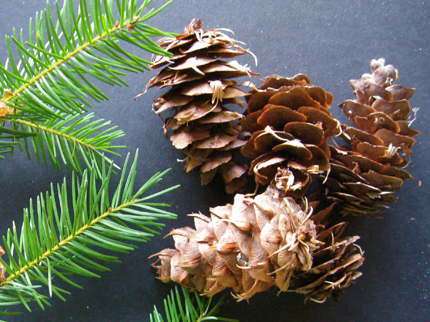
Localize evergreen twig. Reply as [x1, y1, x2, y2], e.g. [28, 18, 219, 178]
[0, 150, 179, 316]
[150, 286, 239, 322]
[0, 0, 175, 174]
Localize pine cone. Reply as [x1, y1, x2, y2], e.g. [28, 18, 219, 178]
[150, 185, 363, 302]
[144, 19, 257, 193]
[240, 75, 340, 198]
[321, 59, 419, 216]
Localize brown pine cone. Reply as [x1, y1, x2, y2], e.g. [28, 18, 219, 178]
[150, 184, 363, 302]
[240, 75, 340, 198]
[143, 19, 257, 193]
[321, 59, 420, 216]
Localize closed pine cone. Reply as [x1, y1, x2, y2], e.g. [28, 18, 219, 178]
[150, 184, 363, 302]
[240, 75, 340, 198]
[144, 19, 257, 193]
[322, 59, 420, 216]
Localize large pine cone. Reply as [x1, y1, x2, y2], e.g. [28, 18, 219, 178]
[144, 19, 257, 193]
[321, 59, 419, 216]
[150, 185, 363, 302]
[240, 75, 340, 198]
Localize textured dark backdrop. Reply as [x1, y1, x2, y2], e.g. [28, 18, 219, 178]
[0, 1, 429, 321]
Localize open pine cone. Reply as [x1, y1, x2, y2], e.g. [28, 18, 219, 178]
[144, 19, 257, 193]
[321, 59, 420, 216]
[240, 75, 340, 198]
[150, 184, 363, 302]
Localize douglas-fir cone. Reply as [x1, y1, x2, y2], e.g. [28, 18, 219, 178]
[151, 184, 364, 302]
[144, 19, 257, 193]
[321, 59, 419, 216]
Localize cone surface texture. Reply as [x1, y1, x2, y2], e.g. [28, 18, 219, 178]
[151, 185, 363, 302]
[326, 59, 419, 215]
[145, 19, 257, 193]
[240, 74, 340, 198]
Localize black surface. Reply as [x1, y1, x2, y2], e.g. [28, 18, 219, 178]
[0, 1, 429, 321]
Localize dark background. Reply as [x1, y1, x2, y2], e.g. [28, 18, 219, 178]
[0, 0, 429, 321]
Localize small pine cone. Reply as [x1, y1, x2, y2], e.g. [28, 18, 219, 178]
[240, 75, 340, 197]
[144, 19, 257, 193]
[322, 59, 420, 216]
[150, 184, 363, 301]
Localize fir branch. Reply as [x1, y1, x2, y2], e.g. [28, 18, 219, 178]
[150, 286, 239, 322]
[14, 112, 125, 173]
[0, 150, 179, 315]
[1, 0, 173, 119]
[0, 0, 175, 172]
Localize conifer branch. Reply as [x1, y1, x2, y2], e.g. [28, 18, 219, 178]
[149, 286, 239, 322]
[0, 0, 175, 173]
[1, 0, 173, 118]
[0, 150, 179, 316]
[11, 113, 125, 173]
